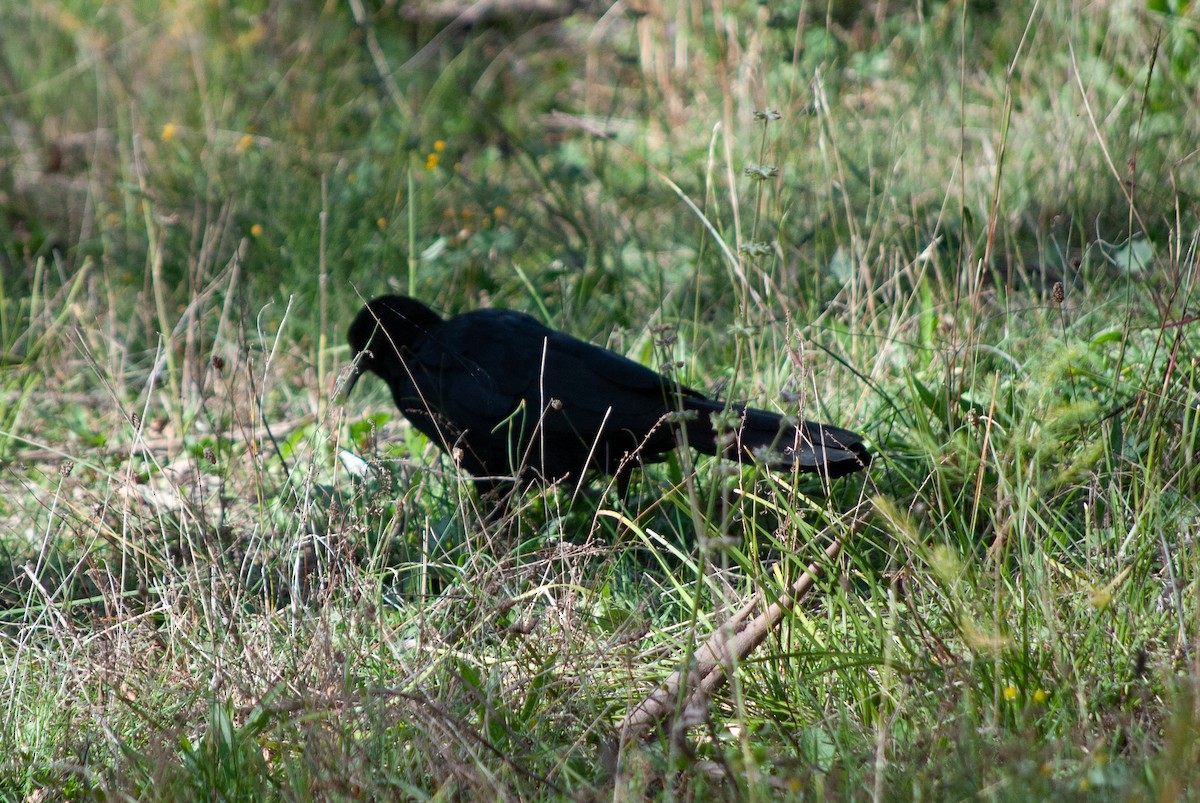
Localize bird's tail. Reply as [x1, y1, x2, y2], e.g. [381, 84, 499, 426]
[680, 396, 870, 478]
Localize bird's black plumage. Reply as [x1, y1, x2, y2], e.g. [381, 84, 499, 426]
[346, 295, 869, 491]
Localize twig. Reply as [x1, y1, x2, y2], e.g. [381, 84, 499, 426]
[617, 519, 860, 744]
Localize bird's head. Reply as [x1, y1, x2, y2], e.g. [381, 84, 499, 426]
[344, 295, 443, 397]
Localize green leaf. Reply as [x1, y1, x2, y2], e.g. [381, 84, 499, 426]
[1104, 237, 1154, 275]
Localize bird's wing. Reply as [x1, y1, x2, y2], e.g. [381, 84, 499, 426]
[425, 309, 686, 447]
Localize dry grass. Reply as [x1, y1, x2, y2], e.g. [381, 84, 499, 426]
[2, 0, 1199, 798]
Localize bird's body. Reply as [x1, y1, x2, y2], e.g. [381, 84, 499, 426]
[346, 295, 869, 492]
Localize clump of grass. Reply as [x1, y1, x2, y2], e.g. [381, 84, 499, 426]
[2, 1, 1199, 799]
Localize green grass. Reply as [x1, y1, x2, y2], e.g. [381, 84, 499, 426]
[2, 0, 1199, 798]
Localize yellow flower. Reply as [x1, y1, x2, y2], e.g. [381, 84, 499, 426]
[376, 217, 386, 229]
[426, 152, 439, 170]
[250, 224, 263, 237]
[235, 23, 265, 48]
[1032, 688, 1048, 704]
[161, 122, 177, 142]
[493, 206, 506, 219]
[236, 134, 253, 154]
[1003, 686, 1019, 701]
[433, 140, 445, 152]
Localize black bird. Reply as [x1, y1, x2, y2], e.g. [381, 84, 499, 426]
[346, 295, 869, 494]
